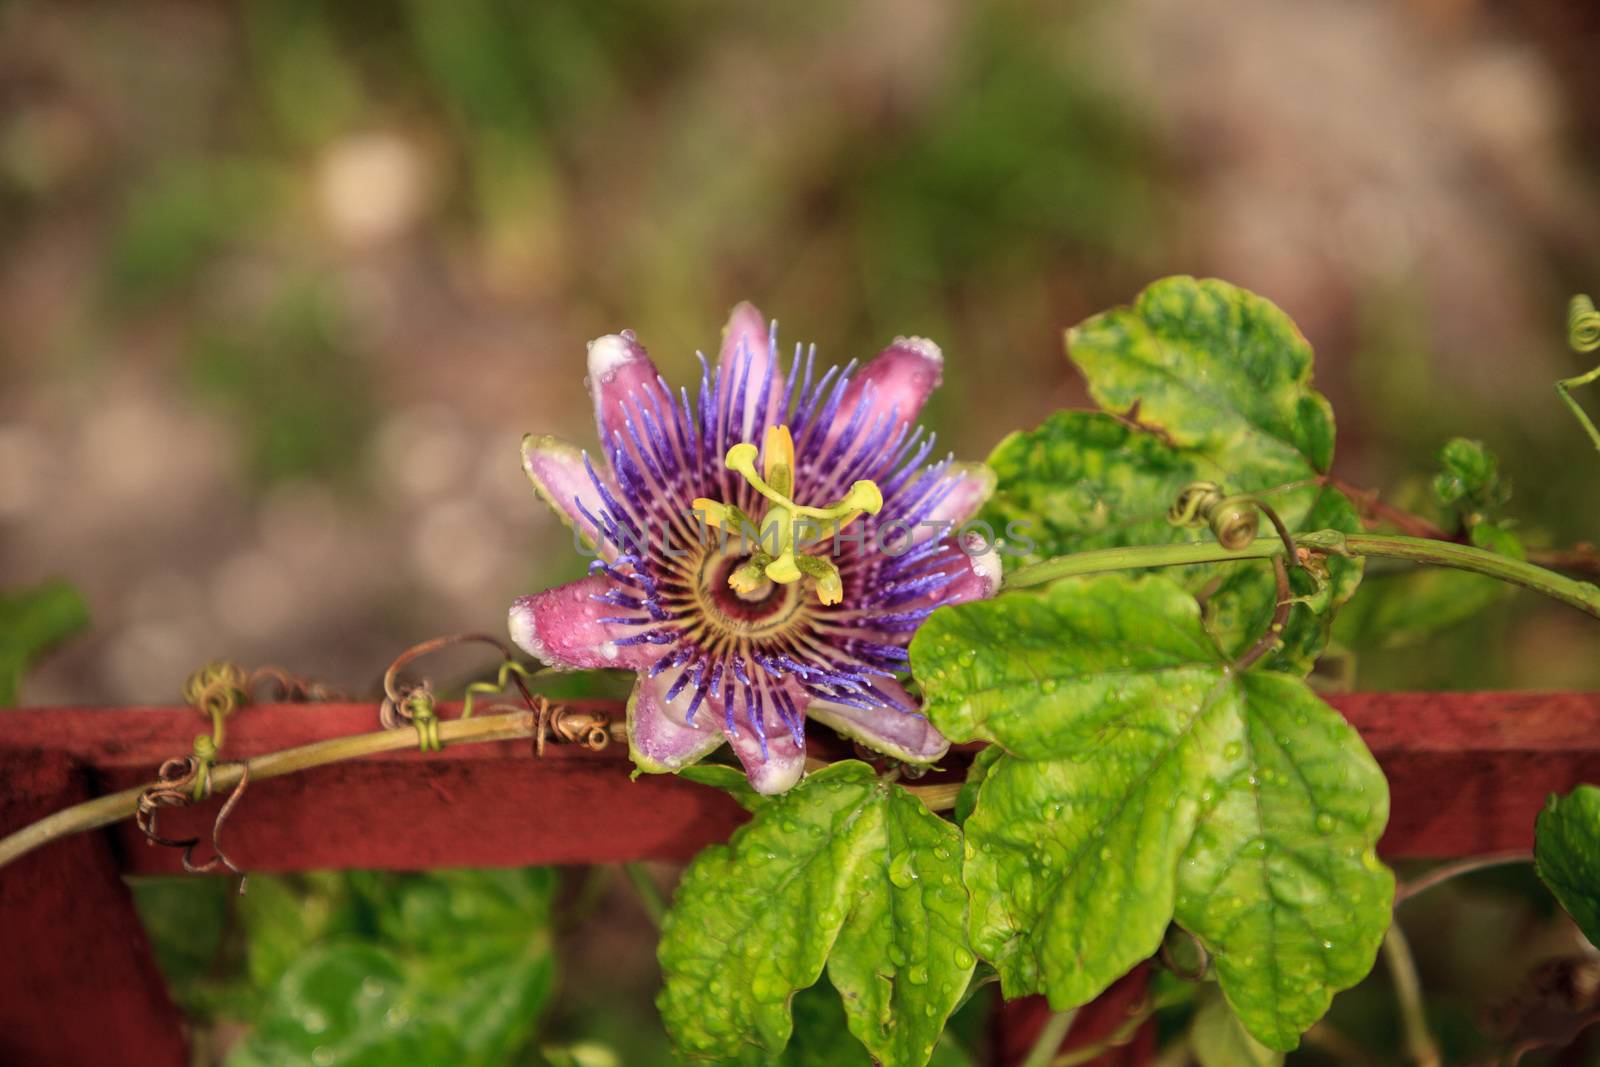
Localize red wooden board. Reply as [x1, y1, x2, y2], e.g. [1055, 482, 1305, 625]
[3, 691, 1600, 1065]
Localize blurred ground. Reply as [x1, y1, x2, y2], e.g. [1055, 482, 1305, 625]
[5, 2, 1600, 1063]
[3, 0, 1598, 705]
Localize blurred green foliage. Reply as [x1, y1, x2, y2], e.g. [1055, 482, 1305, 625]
[0, 579, 89, 706]
[133, 868, 556, 1065]
[185, 278, 375, 484]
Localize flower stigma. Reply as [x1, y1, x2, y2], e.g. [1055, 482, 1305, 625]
[692, 424, 883, 607]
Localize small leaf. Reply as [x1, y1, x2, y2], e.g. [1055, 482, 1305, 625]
[1431, 437, 1509, 517]
[1536, 786, 1600, 949]
[1191, 988, 1283, 1067]
[678, 762, 769, 811]
[0, 578, 90, 707]
[913, 576, 1392, 1050]
[1066, 276, 1336, 476]
[657, 762, 974, 1066]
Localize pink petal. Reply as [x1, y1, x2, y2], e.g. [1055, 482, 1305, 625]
[723, 679, 808, 795]
[521, 434, 614, 559]
[938, 531, 1005, 605]
[805, 678, 950, 764]
[508, 576, 661, 671]
[826, 335, 944, 451]
[901, 532, 1003, 616]
[586, 331, 666, 452]
[716, 301, 785, 444]
[627, 674, 724, 774]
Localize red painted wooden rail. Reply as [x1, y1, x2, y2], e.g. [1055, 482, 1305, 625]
[3, 691, 1599, 1066]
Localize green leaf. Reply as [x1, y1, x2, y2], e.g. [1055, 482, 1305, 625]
[982, 409, 1362, 674]
[678, 762, 770, 811]
[1066, 276, 1335, 477]
[232, 870, 556, 1066]
[828, 783, 973, 1067]
[911, 576, 1393, 1051]
[1535, 786, 1600, 949]
[357, 869, 558, 1065]
[241, 873, 362, 992]
[0, 579, 90, 706]
[227, 944, 457, 1067]
[130, 877, 235, 1017]
[983, 411, 1203, 565]
[658, 761, 974, 1067]
[1191, 988, 1282, 1067]
[987, 279, 1359, 671]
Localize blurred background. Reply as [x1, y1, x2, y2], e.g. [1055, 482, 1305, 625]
[3, 0, 1600, 1063]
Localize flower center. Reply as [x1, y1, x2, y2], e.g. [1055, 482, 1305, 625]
[693, 545, 806, 638]
[692, 424, 882, 606]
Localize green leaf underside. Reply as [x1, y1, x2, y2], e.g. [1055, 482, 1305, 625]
[658, 761, 974, 1067]
[1535, 786, 1600, 950]
[986, 285, 1364, 670]
[911, 576, 1393, 1051]
[1191, 987, 1283, 1067]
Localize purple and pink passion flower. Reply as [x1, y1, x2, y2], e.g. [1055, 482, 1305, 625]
[508, 303, 1000, 794]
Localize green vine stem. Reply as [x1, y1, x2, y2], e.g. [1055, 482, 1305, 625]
[0, 709, 552, 870]
[1004, 530, 1600, 621]
[1382, 922, 1441, 1067]
[622, 862, 669, 930]
[1394, 850, 1531, 904]
[1020, 1008, 1079, 1067]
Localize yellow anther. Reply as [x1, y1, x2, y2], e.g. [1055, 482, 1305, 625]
[763, 424, 795, 497]
[838, 479, 883, 515]
[692, 498, 731, 529]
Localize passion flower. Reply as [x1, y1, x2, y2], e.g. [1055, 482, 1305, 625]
[509, 304, 999, 793]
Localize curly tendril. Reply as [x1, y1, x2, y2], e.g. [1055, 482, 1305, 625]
[1558, 294, 1600, 452]
[1167, 481, 1261, 551]
[1570, 294, 1600, 353]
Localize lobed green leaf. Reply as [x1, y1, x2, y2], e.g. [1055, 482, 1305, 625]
[1066, 275, 1335, 477]
[911, 576, 1393, 1051]
[657, 761, 974, 1067]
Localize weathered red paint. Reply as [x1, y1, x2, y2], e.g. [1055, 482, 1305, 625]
[0, 749, 189, 1067]
[2, 691, 1598, 1065]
